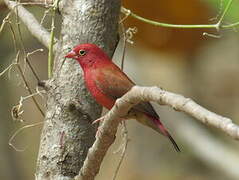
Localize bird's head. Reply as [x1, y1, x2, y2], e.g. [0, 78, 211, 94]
[65, 43, 110, 69]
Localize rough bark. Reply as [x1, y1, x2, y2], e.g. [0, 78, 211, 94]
[35, 0, 120, 179]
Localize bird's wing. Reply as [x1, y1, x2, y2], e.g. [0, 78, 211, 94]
[134, 102, 159, 118]
[93, 64, 134, 99]
[93, 64, 159, 118]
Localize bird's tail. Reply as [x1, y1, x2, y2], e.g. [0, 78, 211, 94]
[147, 114, 181, 152]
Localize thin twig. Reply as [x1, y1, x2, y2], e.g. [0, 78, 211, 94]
[15, 52, 45, 116]
[47, 0, 58, 78]
[9, 121, 44, 151]
[22, 0, 53, 3]
[25, 57, 42, 82]
[1, 53, 45, 118]
[121, 0, 238, 30]
[11, 3, 44, 116]
[14, 2, 42, 82]
[0, 62, 18, 77]
[17, 2, 51, 7]
[11, 90, 45, 121]
[112, 122, 129, 180]
[8, 21, 18, 52]
[40, 8, 51, 25]
[3, 0, 55, 48]
[203, 32, 222, 38]
[0, 12, 12, 36]
[216, 0, 233, 27]
[17, 66, 45, 116]
[120, 22, 127, 70]
[3, 1, 45, 117]
[209, 0, 224, 22]
[26, 49, 44, 82]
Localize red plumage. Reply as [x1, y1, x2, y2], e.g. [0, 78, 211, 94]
[65, 43, 180, 152]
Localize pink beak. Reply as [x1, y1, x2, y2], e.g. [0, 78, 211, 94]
[65, 50, 77, 58]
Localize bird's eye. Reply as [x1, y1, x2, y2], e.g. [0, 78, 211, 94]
[79, 49, 86, 56]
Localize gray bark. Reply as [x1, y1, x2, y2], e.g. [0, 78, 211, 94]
[35, 0, 120, 179]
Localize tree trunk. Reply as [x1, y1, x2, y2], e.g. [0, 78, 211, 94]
[35, 0, 120, 179]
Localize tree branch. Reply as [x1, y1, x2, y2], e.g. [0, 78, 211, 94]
[77, 85, 239, 180]
[3, 0, 55, 48]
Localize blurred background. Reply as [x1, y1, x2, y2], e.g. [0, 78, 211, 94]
[0, 0, 239, 179]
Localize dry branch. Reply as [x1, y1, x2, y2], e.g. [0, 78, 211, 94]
[77, 85, 239, 180]
[3, 0, 54, 48]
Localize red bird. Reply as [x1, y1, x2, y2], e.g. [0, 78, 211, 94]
[65, 43, 180, 152]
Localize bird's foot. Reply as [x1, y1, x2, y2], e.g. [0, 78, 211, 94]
[92, 116, 105, 124]
[95, 127, 102, 138]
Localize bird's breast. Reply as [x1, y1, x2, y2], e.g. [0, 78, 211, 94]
[84, 71, 115, 109]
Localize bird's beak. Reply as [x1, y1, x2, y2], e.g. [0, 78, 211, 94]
[65, 50, 77, 58]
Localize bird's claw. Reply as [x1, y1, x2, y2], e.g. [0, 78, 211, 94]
[95, 127, 102, 138]
[92, 116, 105, 124]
